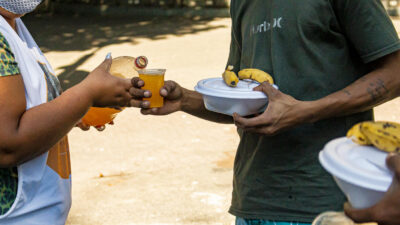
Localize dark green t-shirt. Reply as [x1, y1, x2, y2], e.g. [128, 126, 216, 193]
[227, 0, 400, 223]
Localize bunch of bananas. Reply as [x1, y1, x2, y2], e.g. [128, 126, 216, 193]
[347, 121, 400, 153]
[222, 65, 274, 87]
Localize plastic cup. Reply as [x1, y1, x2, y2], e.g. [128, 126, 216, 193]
[139, 69, 166, 108]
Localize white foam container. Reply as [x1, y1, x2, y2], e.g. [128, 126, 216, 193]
[319, 137, 393, 209]
[194, 78, 277, 116]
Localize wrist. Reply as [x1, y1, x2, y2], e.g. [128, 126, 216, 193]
[70, 82, 95, 108]
[300, 100, 324, 123]
[180, 88, 203, 113]
[180, 88, 191, 112]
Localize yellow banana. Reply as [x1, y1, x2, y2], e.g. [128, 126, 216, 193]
[347, 121, 400, 153]
[361, 121, 400, 153]
[222, 65, 239, 87]
[238, 68, 274, 84]
[347, 122, 371, 146]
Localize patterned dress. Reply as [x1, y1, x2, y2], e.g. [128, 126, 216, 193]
[0, 33, 20, 216]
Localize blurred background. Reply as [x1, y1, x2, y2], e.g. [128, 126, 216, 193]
[39, 0, 230, 9]
[22, 1, 400, 224]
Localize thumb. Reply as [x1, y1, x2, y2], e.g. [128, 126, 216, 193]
[98, 53, 113, 72]
[253, 82, 276, 97]
[344, 202, 375, 223]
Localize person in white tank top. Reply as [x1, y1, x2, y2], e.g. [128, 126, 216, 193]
[0, 1, 134, 224]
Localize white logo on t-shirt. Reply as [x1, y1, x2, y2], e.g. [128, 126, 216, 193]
[251, 17, 283, 35]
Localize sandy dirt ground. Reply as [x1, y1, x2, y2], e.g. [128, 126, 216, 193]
[24, 15, 400, 225]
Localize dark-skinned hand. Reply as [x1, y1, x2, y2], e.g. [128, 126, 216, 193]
[130, 77, 184, 115]
[233, 82, 308, 136]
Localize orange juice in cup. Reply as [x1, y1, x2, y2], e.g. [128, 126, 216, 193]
[139, 69, 166, 108]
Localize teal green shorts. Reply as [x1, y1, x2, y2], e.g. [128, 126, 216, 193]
[236, 217, 311, 225]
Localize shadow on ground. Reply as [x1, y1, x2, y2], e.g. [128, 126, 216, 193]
[24, 14, 226, 89]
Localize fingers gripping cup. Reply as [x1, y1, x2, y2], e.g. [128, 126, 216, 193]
[139, 69, 166, 108]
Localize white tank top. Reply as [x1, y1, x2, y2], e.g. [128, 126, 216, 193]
[0, 17, 72, 225]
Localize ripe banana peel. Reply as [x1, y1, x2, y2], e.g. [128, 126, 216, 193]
[238, 68, 274, 84]
[347, 123, 372, 146]
[347, 121, 400, 153]
[222, 67, 274, 87]
[222, 65, 239, 87]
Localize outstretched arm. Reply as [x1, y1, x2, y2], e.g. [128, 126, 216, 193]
[0, 58, 132, 167]
[130, 79, 233, 124]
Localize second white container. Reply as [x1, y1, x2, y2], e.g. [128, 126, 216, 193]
[319, 137, 393, 209]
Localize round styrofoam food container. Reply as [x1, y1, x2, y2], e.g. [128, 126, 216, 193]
[319, 137, 393, 209]
[194, 78, 277, 116]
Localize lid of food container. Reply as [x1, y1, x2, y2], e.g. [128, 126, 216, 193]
[319, 137, 392, 192]
[195, 78, 277, 99]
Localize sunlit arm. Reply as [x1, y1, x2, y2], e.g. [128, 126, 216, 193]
[180, 88, 233, 124]
[0, 75, 92, 167]
[0, 58, 132, 167]
[137, 79, 233, 124]
[304, 51, 400, 123]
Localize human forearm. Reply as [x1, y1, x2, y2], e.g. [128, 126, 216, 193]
[180, 88, 233, 124]
[0, 83, 92, 166]
[304, 52, 400, 123]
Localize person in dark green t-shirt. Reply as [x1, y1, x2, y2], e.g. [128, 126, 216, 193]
[130, 0, 400, 224]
